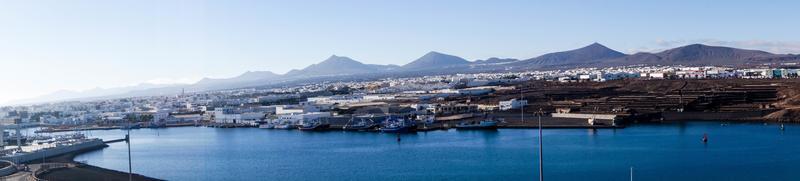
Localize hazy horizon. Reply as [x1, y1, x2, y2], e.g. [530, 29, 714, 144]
[2, 0, 800, 104]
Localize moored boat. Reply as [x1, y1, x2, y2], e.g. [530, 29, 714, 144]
[379, 116, 417, 133]
[343, 117, 378, 131]
[298, 119, 330, 131]
[258, 123, 275, 129]
[456, 119, 498, 130]
[272, 117, 301, 130]
[274, 122, 298, 129]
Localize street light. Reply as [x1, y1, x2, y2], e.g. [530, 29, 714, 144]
[126, 126, 132, 181]
[128, 103, 135, 181]
[537, 108, 544, 181]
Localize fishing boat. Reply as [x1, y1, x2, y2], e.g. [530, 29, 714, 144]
[417, 115, 436, 129]
[343, 117, 378, 131]
[272, 116, 301, 129]
[257, 118, 277, 129]
[379, 116, 416, 133]
[274, 121, 298, 129]
[298, 119, 330, 131]
[456, 119, 498, 130]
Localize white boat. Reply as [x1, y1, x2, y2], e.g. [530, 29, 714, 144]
[456, 119, 498, 130]
[271, 116, 301, 129]
[258, 123, 275, 129]
[274, 122, 297, 129]
[258, 119, 276, 129]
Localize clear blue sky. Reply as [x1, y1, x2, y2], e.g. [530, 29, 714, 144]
[1, 0, 799, 104]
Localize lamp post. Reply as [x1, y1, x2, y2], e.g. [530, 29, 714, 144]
[128, 103, 135, 181]
[126, 127, 132, 181]
[537, 108, 544, 181]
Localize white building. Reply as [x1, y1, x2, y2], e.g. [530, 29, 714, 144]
[271, 112, 332, 125]
[153, 109, 171, 123]
[363, 95, 395, 101]
[739, 69, 772, 79]
[577, 74, 597, 81]
[642, 72, 668, 79]
[171, 113, 202, 123]
[276, 106, 304, 115]
[499, 99, 528, 111]
[213, 107, 241, 124]
[239, 112, 266, 125]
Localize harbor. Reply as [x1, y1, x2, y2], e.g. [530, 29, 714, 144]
[63, 122, 800, 181]
[0, 115, 795, 180]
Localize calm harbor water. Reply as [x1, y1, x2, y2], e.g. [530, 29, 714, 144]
[71, 122, 800, 181]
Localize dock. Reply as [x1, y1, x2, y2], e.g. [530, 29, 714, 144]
[104, 137, 128, 144]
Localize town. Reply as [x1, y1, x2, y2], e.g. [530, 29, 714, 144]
[2, 63, 798, 134]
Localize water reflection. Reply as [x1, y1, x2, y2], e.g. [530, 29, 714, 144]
[678, 121, 687, 135]
[455, 129, 500, 143]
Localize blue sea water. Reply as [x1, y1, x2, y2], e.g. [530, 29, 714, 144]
[72, 122, 800, 180]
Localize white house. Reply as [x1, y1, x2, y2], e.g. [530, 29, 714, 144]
[499, 99, 528, 111]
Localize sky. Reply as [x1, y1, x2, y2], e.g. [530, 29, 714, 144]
[1, 0, 799, 105]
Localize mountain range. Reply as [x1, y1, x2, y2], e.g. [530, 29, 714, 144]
[11, 43, 800, 105]
[285, 55, 399, 77]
